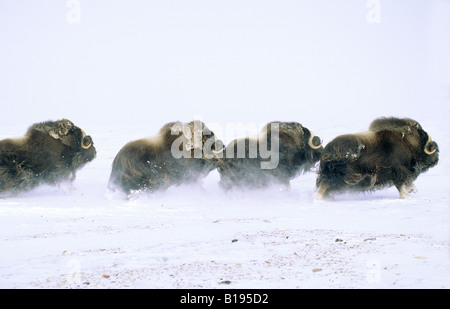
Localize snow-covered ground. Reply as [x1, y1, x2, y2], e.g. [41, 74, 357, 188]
[0, 123, 448, 289]
[1, 0, 449, 289]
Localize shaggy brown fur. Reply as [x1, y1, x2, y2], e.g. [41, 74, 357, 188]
[217, 121, 323, 191]
[316, 117, 439, 199]
[0, 119, 96, 195]
[108, 121, 223, 196]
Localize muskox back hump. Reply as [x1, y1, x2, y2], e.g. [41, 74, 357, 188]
[321, 133, 369, 161]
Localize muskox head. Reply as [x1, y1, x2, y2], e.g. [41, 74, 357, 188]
[246, 121, 323, 173]
[369, 117, 439, 169]
[266, 121, 323, 169]
[31, 119, 97, 167]
[168, 120, 224, 160]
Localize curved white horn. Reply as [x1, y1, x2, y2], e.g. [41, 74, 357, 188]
[212, 137, 224, 154]
[80, 130, 92, 150]
[212, 148, 224, 154]
[424, 135, 436, 155]
[308, 131, 322, 150]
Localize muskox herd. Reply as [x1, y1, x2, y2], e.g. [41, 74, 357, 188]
[0, 117, 439, 200]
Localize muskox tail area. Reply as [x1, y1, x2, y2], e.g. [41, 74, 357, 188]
[108, 153, 130, 195]
[108, 157, 149, 196]
[315, 135, 370, 199]
[316, 158, 372, 199]
[0, 150, 38, 194]
[316, 159, 349, 194]
[108, 142, 154, 196]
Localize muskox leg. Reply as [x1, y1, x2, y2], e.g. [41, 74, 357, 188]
[315, 183, 333, 200]
[396, 184, 412, 199]
[405, 182, 417, 194]
[396, 182, 417, 199]
[58, 180, 80, 195]
[280, 182, 291, 192]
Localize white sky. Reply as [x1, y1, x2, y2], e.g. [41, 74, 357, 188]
[0, 0, 449, 132]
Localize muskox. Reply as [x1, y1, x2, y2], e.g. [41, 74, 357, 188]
[217, 121, 323, 191]
[316, 117, 439, 199]
[0, 119, 96, 195]
[108, 120, 224, 196]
